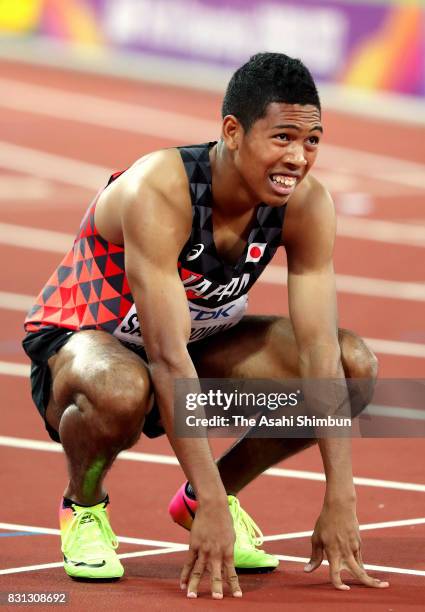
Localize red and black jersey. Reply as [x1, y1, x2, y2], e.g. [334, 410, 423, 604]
[25, 143, 286, 347]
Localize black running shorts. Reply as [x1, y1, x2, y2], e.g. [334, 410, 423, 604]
[22, 326, 164, 443]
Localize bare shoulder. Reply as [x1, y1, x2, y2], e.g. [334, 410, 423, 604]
[283, 174, 335, 245]
[95, 148, 192, 243]
[286, 174, 334, 225]
[129, 148, 189, 202]
[282, 174, 336, 268]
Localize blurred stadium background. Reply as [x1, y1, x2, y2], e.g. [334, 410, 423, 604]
[1, 0, 424, 110]
[0, 2, 424, 608]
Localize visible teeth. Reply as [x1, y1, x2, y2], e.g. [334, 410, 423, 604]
[271, 175, 296, 186]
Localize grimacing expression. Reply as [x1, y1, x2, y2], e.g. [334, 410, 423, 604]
[236, 103, 322, 206]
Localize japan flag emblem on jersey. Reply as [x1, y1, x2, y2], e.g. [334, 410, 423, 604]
[246, 243, 266, 263]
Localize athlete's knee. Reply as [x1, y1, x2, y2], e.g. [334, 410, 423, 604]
[66, 361, 152, 446]
[97, 366, 151, 436]
[340, 330, 378, 379]
[339, 330, 378, 416]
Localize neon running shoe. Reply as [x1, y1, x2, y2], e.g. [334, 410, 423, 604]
[59, 497, 124, 580]
[169, 483, 279, 573]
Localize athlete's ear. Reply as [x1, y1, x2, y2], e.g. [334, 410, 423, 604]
[222, 115, 242, 151]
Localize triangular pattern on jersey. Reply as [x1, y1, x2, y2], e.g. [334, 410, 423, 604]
[25, 143, 286, 346]
[25, 185, 133, 333]
[177, 142, 286, 304]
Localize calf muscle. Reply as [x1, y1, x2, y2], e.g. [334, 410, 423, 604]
[46, 331, 152, 505]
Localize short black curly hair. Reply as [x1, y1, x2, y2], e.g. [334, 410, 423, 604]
[222, 52, 321, 132]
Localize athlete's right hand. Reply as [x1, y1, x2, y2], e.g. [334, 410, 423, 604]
[180, 500, 242, 599]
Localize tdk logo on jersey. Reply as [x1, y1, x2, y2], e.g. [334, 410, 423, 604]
[188, 295, 248, 342]
[246, 243, 266, 263]
[186, 243, 205, 261]
[189, 304, 235, 321]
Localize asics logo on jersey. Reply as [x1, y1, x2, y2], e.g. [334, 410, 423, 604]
[186, 243, 205, 261]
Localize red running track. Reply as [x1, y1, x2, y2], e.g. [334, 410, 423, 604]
[0, 59, 424, 610]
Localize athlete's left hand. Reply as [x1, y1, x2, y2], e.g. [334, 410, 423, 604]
[304, 499, 390, 590]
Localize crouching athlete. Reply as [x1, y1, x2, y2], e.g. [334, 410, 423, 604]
[23, 53, 389, 598]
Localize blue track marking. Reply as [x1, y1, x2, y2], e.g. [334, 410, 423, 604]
[0, 531, 45, 537]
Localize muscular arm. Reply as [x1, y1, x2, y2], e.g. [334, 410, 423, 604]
[284, 179, 353, 498]
[120, 151, 225, 503]
[283, 178, 388, 590]
[116, 151, 239, 598]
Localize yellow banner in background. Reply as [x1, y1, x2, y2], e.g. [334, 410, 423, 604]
[0, 0, 43, 32]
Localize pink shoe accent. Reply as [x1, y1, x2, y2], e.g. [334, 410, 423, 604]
[168, 483, 198, 531]
[59, 497, 110, 532]
[59, 501, 74, 532]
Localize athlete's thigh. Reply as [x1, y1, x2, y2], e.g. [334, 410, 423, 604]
[189, 315, 299, 378]
[46, 330, 152, 431]
[190, 315, 369, 382]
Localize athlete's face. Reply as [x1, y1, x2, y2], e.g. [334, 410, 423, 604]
[227, 103, 322, 206]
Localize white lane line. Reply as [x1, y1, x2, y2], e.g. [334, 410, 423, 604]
[3, 552, 425, 578]
[0, 291, 35, 311]
[275, 555, 425, 577]
[263, 517, 425, 543]
[2, 554, 424, 578]
[1, 229, 425, 301]
[319, 144, 425, 192]
[0, 175, 52, 201]
[261, 266, 425, 302]
[5, 517, 425, 544]
[337, 216, 425, 249]
[333, 275, 425, 303]
[0, 362, 29, 377]
[0, 546, 187, 576]
[0, 224, 75, 253]
[0, 222, 75, 252]
[0, 78, 217, 144]
[0, 522, 59, 536]
[0, 521, 184, 549]
[1, 142, 425, 248]
[1, 78, 425, 191]
[1, 519, 424, 577]
[265, 467, 425, 492]
[357, 517, 425, 531]
[0, 561, 63, 575]
[0, 142, 110, 191]
[1, 435, 425, 493]
[363, 339, 425, 359]
[118, 545, 187, 559]
[367, 405, 425, 421]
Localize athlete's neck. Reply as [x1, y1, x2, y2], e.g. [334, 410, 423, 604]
[209, 140, 260, 217]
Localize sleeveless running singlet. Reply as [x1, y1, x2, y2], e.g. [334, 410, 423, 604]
[25, 143, 286, 347]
